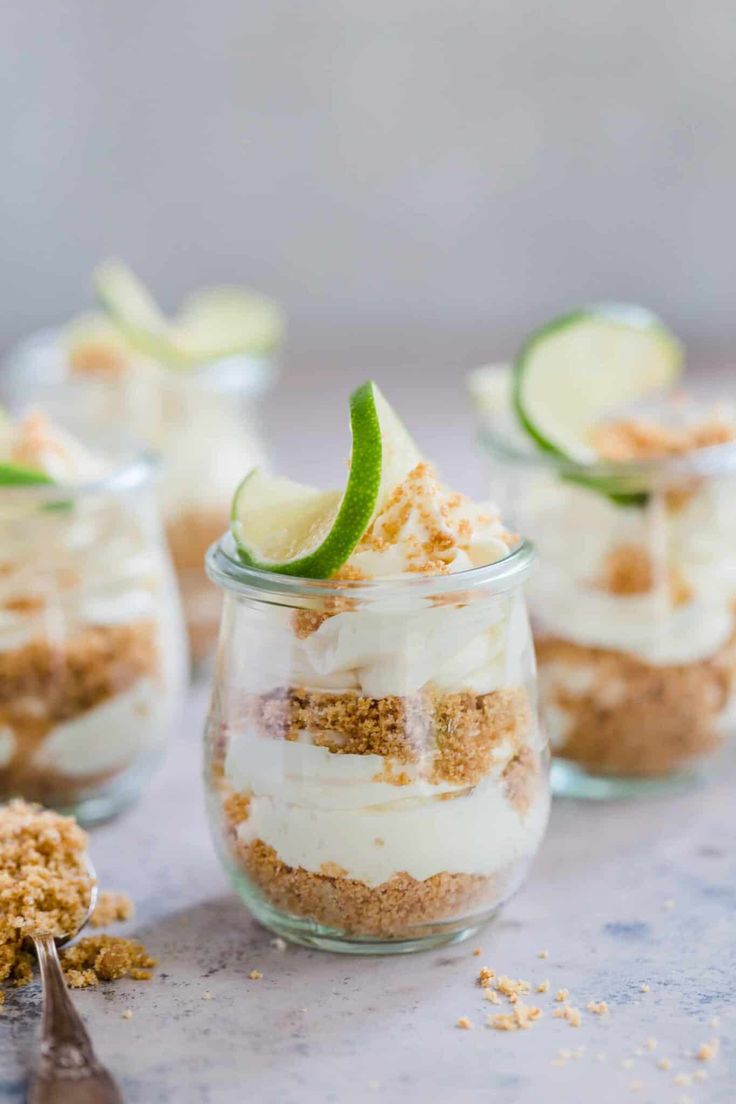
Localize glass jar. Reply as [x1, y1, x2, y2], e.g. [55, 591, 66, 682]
[480, 409, 736, 798]
[2, 330, 275, 669]
[204, 534, 548, 954]
[0, 440, 187, 823]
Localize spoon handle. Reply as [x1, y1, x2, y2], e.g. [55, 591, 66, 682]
[28, 934, 123, 1104]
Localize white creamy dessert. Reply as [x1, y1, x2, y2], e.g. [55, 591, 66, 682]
[523, 408, 736, 774]
[471, 309, 736, 787]
[206, 382, 547, 946]
[2, 260, 283, 666]
[0, 411, 185, 815]
[526, 476, 736, 669]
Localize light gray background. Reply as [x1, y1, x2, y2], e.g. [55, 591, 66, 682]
[3, 0, 736, 360]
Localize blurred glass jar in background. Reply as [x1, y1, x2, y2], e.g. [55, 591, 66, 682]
[203, 533, 548, 954]
[0, 409, 186, 823]
[472, 364, 736, 798]
[3, 309, 279, 669]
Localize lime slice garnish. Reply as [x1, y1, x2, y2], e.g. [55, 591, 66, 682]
[93, 261, 284, 368]
[513, 305, 684, 463]
[0, 462, 54, 487]
[176, 287, 284, 360]
[231, 381, 422, 577]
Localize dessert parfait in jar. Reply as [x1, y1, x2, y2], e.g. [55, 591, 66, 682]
[0, 407, 186, 822]
[470, 305, 736, 797]
[204, 381, 548, 953]
[2, 261, 283, 668]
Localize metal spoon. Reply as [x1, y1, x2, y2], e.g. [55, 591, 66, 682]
[28, 858, 124, 1104]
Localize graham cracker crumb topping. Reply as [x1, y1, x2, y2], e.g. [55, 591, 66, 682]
[591, 413, 735, 461]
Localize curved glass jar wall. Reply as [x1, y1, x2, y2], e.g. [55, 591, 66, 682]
[481, 421, 736, 798]
[2, 330, 275, 668]
[0, 447, 186, 823]
[203, 536, 548, 954]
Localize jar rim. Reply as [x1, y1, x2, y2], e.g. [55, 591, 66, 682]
[205, 531, 537, 599]
[1, 447, 159, 503]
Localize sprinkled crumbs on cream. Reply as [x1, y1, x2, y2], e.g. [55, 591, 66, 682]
[591, 412, 736, 462]
[347, 461, 514, 577]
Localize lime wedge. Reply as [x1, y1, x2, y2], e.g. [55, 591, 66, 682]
[93, 261, 284, 368]
[0, 462, 54, 487]
[231, 381, 422, 577]
[513, 305, 683, 463]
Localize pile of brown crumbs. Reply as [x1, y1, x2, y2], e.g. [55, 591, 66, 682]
[90, 891, 135, 929]
[1, 800, 91, 995]
[0, 800, 154, 998]
[489, 1003, 542, 1032]
[61, 936, 155, 989]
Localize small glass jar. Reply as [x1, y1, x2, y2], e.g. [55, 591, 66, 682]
[204, 534, 548, 954]
[0, 440, 187, 823]
[480, 413, 736, 798]
[2, 330, 275, 669]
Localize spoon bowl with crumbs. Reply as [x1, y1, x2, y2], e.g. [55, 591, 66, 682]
[0, 800, 122, 1104]
[27, 854, 123, 1104]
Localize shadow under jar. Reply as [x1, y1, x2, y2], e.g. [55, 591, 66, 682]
[204, 535, 548, 954]
[0, 451, 186, 823]
[481, 426, 736, 798]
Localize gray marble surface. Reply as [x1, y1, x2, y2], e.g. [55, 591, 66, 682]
[1, 680, 734, 1104]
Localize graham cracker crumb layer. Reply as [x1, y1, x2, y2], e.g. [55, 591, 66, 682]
[238, 838, 506, 938]
[0, 620, 158, 805]
[538, 631, 736, 776]
[0, 800, 92, 988]
[245, 686, 534, 786]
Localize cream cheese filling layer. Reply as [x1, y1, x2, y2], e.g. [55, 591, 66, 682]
[524, 478, 736, 666]
[225, 590, 532, 698]
[0, 506, 169, 654]
[32, 677, 167, 777]
[225, 728, 516, 808]
[226, 731, 548, 885]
